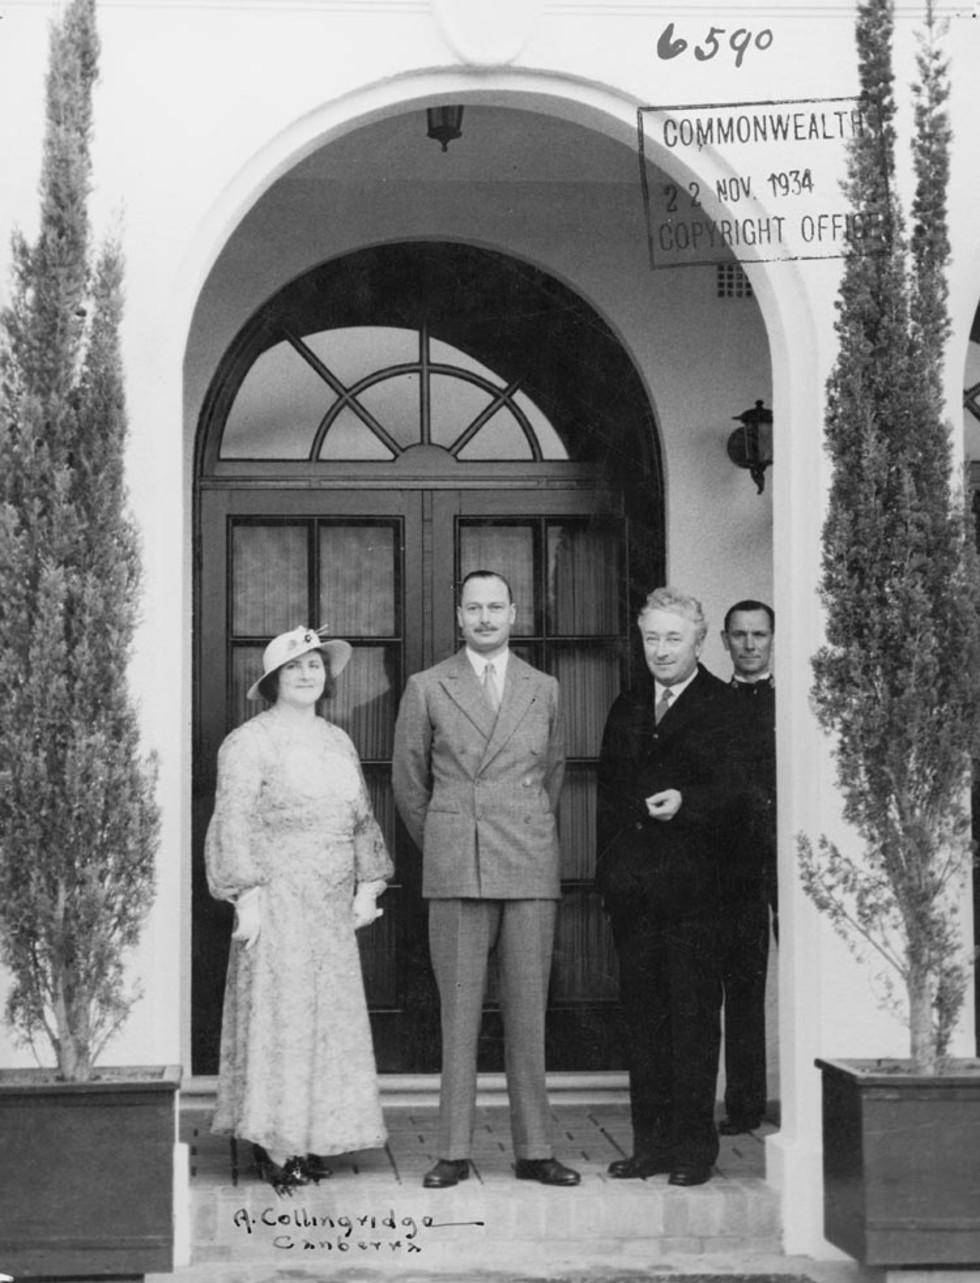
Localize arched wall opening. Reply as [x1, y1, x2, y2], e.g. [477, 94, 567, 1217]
[179, 72, 828, 1241]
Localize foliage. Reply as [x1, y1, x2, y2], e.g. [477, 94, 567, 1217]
[0, 0, 159, 1082]
[798, 0, 980, 1073]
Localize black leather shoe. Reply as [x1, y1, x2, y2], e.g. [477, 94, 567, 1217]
[718, 1115, 762, 1135]
[304, 1153, 334, 1180]
[423, 1158, 470, 1188]
[608, 1154, 673, 1179]
[668, 1165, 712, 1186]
[514, 1157, 581, 1186]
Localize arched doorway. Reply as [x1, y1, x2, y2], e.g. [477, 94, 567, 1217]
[192, 241, 664, 1074]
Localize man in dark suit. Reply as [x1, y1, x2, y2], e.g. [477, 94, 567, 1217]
[718, 599, 777, 1135]
[392, 569, 580, 1189]
[596, 586, 744, 1187]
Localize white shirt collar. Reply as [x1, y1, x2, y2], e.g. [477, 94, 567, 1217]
[466, 647, 510, 680]
[654, 668, 698, 702]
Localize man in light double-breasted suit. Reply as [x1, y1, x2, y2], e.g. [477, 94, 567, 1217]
[392, 570, 580, 1189]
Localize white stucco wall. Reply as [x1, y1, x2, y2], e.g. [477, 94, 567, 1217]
[2, 0, 978, 1259]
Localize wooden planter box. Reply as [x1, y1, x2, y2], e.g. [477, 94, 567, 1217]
[817, 1056, 980, 1267]
[0, 1064, 181, 1281]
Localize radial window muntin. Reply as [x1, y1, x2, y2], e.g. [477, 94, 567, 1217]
[220, 323, 568, 463]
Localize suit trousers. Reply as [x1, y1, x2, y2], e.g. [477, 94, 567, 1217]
[612, 912, 722, 1170]
[719, 892, 771, 1123]
[428, 897, 557, 1160]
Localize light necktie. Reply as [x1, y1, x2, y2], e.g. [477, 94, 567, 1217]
[655, 687, 673, 725]
[483, 660, 502, 712]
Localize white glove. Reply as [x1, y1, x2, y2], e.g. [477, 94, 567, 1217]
[353, 881, 385, 930]
[231, 886, 261, 948]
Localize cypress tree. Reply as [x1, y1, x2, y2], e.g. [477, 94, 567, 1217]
[799, 0, 980, 1071]
[0, 0, 159, 1082]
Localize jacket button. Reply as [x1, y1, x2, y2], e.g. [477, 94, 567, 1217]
[634, 821, 644, 831]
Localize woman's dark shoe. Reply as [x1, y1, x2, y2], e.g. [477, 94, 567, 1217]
[252, 1144, 311, 1193]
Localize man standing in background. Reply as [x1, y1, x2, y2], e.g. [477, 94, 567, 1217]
[718, 600, 777, 1135]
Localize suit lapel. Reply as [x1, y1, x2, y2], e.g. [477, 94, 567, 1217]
[438, 651, 543, 766]
[438, 650, 498, 739]
[648, 667, 709, 747]
[482, 656, 537, 766]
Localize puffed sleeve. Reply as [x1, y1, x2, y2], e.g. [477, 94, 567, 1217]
[205, 726, 268, 902]
[339, 731, 394, 885]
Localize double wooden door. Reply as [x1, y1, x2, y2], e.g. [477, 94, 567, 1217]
[192, 484, 628, 1074]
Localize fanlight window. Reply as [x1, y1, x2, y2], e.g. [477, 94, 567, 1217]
[220, 325, 568, 462]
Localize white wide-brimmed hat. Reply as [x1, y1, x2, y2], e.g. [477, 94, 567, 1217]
[246, 626, 353, 701]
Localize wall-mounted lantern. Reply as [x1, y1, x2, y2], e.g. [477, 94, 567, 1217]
[727, 399, 773, 494]
[426, 106, 464, 152]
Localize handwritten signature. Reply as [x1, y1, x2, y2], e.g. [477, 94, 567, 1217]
[232, 1206, 485, 1254]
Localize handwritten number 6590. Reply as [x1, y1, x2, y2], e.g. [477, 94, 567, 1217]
[657, 22, 773, 69]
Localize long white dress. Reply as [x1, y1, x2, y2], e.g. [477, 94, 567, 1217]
[205, 709, 393, 1159]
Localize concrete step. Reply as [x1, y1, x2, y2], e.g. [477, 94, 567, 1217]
[191, 1171, 781, 1271]
[183, 1103, 782, 1272]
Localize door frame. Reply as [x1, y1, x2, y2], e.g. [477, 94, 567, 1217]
[192, 475, 637, 1073]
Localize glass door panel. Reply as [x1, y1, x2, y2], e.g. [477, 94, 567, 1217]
[231, 523, 308, 634]
[230, 645, 265, 727]
[319, 524, 398, 636]
[458, 523, 536, 635]
[552, 645, 622, 758]
[332, 646, 398, 761]
[557, 765, 597, 880]
[547, 522, 622, 635]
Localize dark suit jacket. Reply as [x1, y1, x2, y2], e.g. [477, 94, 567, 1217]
[392, 649, 565, 899]
[725, 677, 776, 904]
[595, 664, 744, 922]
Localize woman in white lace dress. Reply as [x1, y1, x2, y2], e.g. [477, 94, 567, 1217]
[206, 626, 393, 1190]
